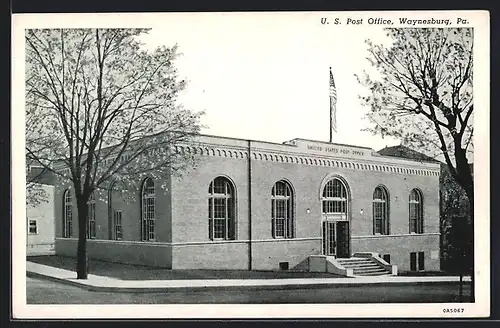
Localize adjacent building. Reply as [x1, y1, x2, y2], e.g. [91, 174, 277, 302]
[27, 166, 56, 256]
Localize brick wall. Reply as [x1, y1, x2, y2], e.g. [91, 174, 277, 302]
[352, 234, 441, 271]
[55, 175, 172, 242]
[169, 151, 440, 271]
[55, 238, 172, 268]
[171, 241, 249, 269]
[54, 173, 173, 265]
[251, 239, 321, 270]
[53, 138, 441, 272]
[171, 155, 249, 243]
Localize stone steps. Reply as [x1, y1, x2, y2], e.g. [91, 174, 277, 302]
[340, 262, 381, 268]
[336, 257, 391, 276]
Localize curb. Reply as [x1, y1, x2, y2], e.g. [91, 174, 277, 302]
[27, 271, 472, 294]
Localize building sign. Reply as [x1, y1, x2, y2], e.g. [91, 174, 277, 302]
[306, 144, 367, 157]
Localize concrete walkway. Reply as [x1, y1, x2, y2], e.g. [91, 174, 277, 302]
[26, 261, 472, 293]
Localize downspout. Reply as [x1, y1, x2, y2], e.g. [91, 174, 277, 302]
[248, 140, 252, 271]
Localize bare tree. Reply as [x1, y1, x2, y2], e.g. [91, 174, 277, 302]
[357, 28, 474, 300]
[25, 28, 203, 279]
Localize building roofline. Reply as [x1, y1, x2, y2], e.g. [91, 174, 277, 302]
[193, 133, 376, 151]
[50, 131, 441, 170]
[192, 132, 296, 148]
[286, 138, 374, 151]
[376, 145, 442, 164]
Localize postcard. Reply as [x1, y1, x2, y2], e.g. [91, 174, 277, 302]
[12, 10, 490, 318]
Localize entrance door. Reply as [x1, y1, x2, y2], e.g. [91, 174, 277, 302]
[336, 221, 350, 258]
[322, 221, 350, 257]
[322, 221, 336, 256]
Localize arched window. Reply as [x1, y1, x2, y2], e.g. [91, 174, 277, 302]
[208, 177, 235, 240]
[63, 189, 73, 238]
[271, 180, 294, 238]
[108, 181, 114, 240]
[109, 180, 123, 241]
[87, 192, 96, 239]
[409, 189, 423, 234]
[373, 186, 389, 235]
[322, 178, 348, 219]
[141, 178, 156, 241]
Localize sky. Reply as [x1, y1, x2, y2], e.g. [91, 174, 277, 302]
[138, 13, 400, 151]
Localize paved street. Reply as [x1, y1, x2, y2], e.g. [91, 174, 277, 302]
[27, 276, 471, 304]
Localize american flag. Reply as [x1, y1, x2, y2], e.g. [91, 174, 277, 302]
[329, 68, 337, 136]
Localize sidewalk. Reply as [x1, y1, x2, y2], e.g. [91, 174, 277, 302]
[26, 261, 472, 293]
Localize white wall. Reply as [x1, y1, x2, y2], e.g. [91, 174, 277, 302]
[26, 184, 55, 255]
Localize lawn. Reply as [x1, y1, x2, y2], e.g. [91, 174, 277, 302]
[27, 255, 346, 280]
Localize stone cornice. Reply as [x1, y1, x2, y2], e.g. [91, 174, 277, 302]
[174, 143, 440, 177]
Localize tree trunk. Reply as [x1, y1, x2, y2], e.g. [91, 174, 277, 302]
[453, 144, 474, 303]
[460, 177, 474, 303]
[465, 188, 474, 303]
[76, 199, 88, 279]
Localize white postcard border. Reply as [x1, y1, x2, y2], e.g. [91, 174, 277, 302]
[12, 10, 490, 319]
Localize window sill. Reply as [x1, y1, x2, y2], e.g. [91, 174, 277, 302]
[210, 238, 237, 242]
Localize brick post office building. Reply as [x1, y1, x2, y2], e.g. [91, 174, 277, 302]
[54, 134, 441, 274]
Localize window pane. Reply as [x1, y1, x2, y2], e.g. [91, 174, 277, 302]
[286, 217, 293, 238]
[142, 221, 147, 240]
[410, 252, 417, 271]
[142, 179, 156, 241]
[114, 211, 123, 240]
[275, 218, 285, 237]
[227, 198, 234, 219]
[272, 181, 293, 239]
[213, 178, 226, 194]
[214, 198, 226, 218]
[209, 177, 236, 240]
[144, 178, 154, 195]
[276, 200, 285, 218]
[63, 190, 73, 238]
[214, 218, 226, 239]
[375, 218, 382, 234]
[418, 252, 425, 271]
[274, 181, 286, 196]
[374, 203, 381, 218]
[29, 220, 37, 234]
[228, 217, 235, 240]
[209, 219, 213, 240]
[322, 179, 347, 216]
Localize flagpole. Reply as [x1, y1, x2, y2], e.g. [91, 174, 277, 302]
[329, 66, 333, 143]
[328, 67, 338, 143]
[329, 96, 333, 143]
